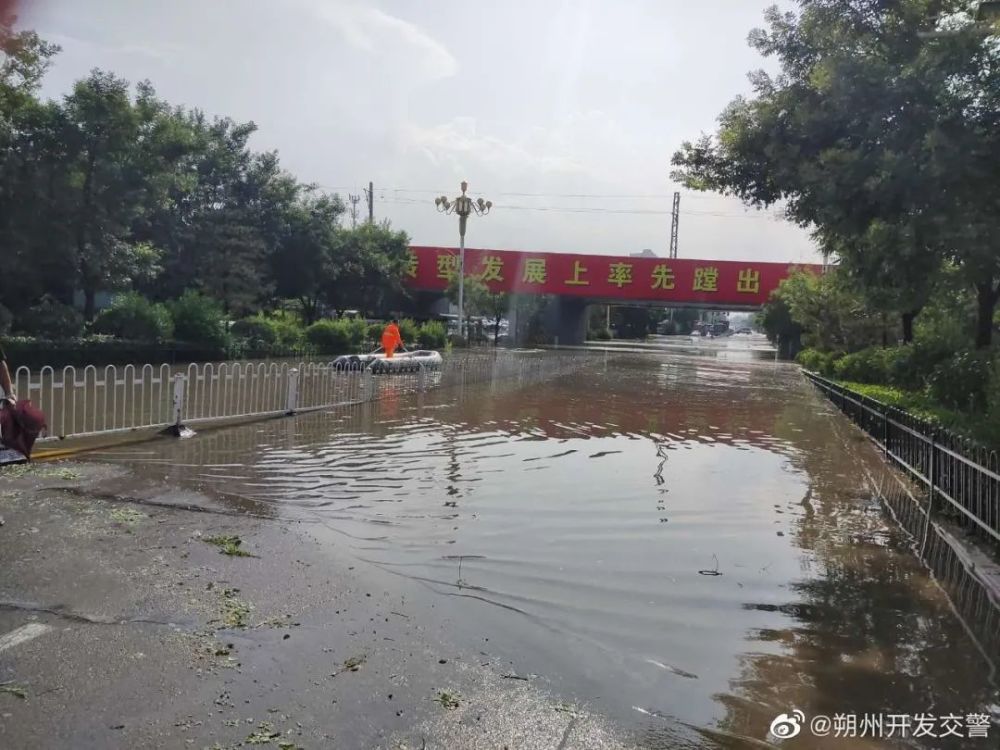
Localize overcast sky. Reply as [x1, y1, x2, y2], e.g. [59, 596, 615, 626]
[18, 0, 820, 263]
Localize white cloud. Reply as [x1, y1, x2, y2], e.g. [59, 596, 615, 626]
[400, 116, 586, 176]
[310, 1, 457, 80]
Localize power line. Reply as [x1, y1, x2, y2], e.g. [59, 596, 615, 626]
[373, 195, 780, 219]
[315, 184, 739, 201]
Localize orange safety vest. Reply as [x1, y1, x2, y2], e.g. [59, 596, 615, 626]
[381, 323, 402, 356]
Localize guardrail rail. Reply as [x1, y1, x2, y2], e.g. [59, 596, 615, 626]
[12, 352, 583, 445]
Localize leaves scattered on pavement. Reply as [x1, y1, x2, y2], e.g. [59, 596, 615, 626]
[0, 684, 27, 699]
[219, 588, 253, 628]
[245, 721, 281, 744]
[110, 507, 145, 526]
[332, 654, 366, 677]
[435, 690, 461, 709]
[2, 464, 79, 480]
[204, 535, 255, 557]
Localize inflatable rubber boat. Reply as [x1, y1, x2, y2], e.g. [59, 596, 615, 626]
[332, 349, 444, 374]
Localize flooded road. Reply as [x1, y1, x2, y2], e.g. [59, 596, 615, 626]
[93, 341, 999, 747]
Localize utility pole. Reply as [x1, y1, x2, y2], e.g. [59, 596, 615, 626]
[348, 193, 361, 229]
[669, 192, 680, 259]
[364, 181, 374, 224]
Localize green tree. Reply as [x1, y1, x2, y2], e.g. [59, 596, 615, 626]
[0, 24, 67, 319]
[672, 0, 1000, 346]
[269, 193, 344, 324]
[770, 268, 884, 353]
[60, 70, 169, 319]
[326, 222, 410, 316]
[445, 273, 510, 344]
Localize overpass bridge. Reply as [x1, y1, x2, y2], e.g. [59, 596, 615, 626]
[405, 246, 822, 344]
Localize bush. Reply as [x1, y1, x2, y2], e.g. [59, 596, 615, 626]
[448, 333, 468, 348]
[416, 320, 447, 349]
[230, 317, 278, 347]
[927, 349, 992, 412]
[92, 293, 173, 342]
[366, 322, 384, 347]
[833, 347, 893, 385]
[266, 311, 306, 350]
[342, 318, 368, 348]
[230, 312, 306, 355]
[796, 347, 837, 375]
[169, 291, 229, 348]
[18, 297, 84, 339]
[590, 328, 612, 341]
[398, 318, 419, 346]
[306, 319, 352, 354]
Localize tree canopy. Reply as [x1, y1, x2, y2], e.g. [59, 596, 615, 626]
[0, 23, 410, 330]
[672, 0, 1000, 346]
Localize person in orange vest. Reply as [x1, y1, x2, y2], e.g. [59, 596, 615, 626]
[381, 319, 403, 359]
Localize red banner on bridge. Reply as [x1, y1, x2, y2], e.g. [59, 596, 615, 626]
[406, 246, 820, 307]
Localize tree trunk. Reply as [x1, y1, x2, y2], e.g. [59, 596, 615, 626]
[83, 287, 96, 322]
[901, 311, 916, 345]
[974, 281, 999, 349]
[76, 148, 98, 320]
[300, 297, 318, 326]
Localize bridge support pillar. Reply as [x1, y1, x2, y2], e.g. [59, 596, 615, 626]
[544, 298, 589, 346]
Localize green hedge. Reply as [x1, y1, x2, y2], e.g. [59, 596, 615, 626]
[305, 319, 368, 354]
[231, 314, 305, 350]
[416, 320, 447, 349]
[1, 337, 228, 368]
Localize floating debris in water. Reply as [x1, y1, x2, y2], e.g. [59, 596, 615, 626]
[698, 554, 723, 576]
[644, 659, 698, 679]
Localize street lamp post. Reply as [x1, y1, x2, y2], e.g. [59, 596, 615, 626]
[435, 181, 492, 339]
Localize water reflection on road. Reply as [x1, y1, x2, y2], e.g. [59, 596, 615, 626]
[96, 340, 999, 748]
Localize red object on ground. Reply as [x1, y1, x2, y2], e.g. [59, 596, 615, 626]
[0, 400, 47, 459]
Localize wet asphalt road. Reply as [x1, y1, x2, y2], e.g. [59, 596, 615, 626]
[2, 344, 998, 749]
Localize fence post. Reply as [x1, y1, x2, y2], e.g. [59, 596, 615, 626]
[162, 373, 194, 438]
[418, 363, 427, 393]
[286, 368, 299, 415]
[921, 431, 937, 556]
[882, 407, 889, 457]
[363, 368, 375, 402]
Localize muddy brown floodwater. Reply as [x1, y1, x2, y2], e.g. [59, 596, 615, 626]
[89, 340, 999, 748]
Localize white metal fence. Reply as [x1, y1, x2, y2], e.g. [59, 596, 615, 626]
[12, 352, 582, 444]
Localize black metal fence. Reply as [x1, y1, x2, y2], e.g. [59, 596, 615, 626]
[804, 371, 1000, 545]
